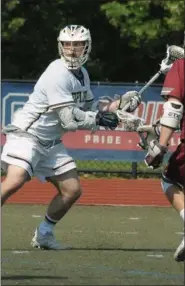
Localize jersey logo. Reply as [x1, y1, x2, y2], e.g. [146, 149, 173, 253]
[72, 91, 88, 104]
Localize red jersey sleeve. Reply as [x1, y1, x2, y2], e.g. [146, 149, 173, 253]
[161, 59, 184, 103]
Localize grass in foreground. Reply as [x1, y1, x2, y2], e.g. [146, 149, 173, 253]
[2, 205, 184, 285]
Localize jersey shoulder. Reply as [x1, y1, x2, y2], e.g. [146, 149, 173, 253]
[161, 58, 184, 100]
[44, 59, 71, 84]
[47, 59, 70, 76]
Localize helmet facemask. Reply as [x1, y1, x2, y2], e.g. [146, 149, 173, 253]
[57, 25, 91, 69]
[58, 40, 90, 69]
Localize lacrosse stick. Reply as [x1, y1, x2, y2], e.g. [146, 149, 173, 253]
[115, 46, 184, 121]
[117, 110, 153, 150]
[137, 45, 184, 147]
[138, 45, 184, 96]
[116, 109, 145, 131]
[116, 109, 148, 152]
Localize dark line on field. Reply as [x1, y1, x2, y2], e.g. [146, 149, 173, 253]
[2, 247, 174, 252]
[2, 275, 68, 280]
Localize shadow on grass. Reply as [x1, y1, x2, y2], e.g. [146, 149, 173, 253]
[2, 275, 68, 280]
[2, 247, 174, 252]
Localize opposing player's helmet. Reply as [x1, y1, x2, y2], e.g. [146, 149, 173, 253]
[57, 25, 92, 69]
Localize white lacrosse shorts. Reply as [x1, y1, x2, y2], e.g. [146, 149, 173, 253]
[1, 134, 76, 181]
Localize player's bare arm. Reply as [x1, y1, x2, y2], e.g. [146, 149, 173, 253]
[99, 90, 141, 113]
[137, 55, 184, 170]
[54, 105, 119, 131]
[137, 96, 184, 169]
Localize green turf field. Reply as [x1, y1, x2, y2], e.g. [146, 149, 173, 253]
[2, 205, 184, 285]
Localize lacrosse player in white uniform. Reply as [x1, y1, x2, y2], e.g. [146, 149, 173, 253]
[1, 25, 141, 250]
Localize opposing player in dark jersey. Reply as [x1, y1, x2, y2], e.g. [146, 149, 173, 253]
[138, 58, 185, 261]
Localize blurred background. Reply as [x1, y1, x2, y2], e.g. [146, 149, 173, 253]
[2, 0, 184, 81]
[2, 3, 185, 285]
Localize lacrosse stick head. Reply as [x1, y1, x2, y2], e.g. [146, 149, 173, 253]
[116, 109, 145, 131]
[164, 45, 184, 65]
[137, 120, 161, 150]
[116, 109, 149, 149]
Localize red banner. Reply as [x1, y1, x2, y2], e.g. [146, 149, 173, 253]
[63, 130, 180, 151]
[1, 130, 180, 151]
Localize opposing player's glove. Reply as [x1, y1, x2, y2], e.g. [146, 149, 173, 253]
[96, 111, 119, 130]
[144, 140, 168, 169]
[160, 59, 173, 75]
[137, 120, 161, 150]
[118, 91, 141, 112]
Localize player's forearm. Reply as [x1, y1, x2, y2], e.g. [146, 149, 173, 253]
[100, 90, 141, 113]
[159, 125, 174, 146]
[101, 100, 120, 112]
[56, 106, 97, 131]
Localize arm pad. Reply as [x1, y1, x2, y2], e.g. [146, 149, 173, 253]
[56, 106, 97, 131]
[160, 101, 183, 129]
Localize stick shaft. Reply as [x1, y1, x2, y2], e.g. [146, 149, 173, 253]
[138, 70, 162, 96]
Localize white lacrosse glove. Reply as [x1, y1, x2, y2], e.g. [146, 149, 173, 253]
[144, 140, 168, 169]
[160, 58, 173, 75]
[117, 91, 141, 113]
[160, 45, 184, 75]
[137, 120, 161, 150]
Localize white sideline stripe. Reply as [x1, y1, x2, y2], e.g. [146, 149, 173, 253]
[175, 232, 184, 235]
[99, 231, 122, 234]
[73, 230, 138, 235]
[129, 217, 140, 220]
[126, 232, 138, 234]
[109, 231, 123, 234]
[147, 254, 164, 258]
[12, 251, 29, 254]
[32, 215, 42, 218]
[78, 204, 171, 207]
[100, 231, 138, 235]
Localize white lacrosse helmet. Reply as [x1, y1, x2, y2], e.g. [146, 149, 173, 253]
[57, 25, 92, 69]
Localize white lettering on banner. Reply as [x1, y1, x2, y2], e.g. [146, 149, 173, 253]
[115, 136, 121, 144]
[83, 132, 180, 148]
[84, 134, 121, 145]
[84, 135, 91, 143]
[107, 136, 113, 144]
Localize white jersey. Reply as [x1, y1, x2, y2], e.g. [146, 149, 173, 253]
[12, 59, 94, 141]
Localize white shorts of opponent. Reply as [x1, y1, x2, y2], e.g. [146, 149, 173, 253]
[1, 134, 76, 182]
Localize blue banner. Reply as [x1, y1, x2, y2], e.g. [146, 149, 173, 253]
[2, 80, 176, 162]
